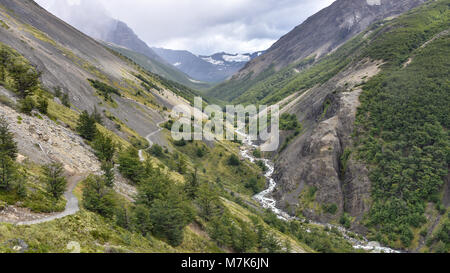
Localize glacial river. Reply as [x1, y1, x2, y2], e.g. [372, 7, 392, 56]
[236, 131, 400, 253]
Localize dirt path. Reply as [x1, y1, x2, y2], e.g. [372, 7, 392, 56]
[139, 119, 169, 162]
[0, 173, 87, 226]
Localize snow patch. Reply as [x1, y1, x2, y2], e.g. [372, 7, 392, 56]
[223, 54, 251, 62]
[189, 78, 203, 84]
[173, 62, 181, 67]
[202, 57, 224, 66]
[367, 0, 381, 5]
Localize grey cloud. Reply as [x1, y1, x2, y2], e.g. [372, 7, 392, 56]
[35, 0, 335, 55]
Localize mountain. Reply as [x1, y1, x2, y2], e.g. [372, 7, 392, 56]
[153, 48, 264, 83]
[37, 0, 210, 90]
[38, 0, 261, 85]
[103, 20, 165, 63]
[208, 0, 429, 103]
[0, 0, 211, 144]
[0, 0, 323, 254]
[251, 0, 448, 251]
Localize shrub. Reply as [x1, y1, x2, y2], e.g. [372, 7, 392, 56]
[228, 154, 240, 166]
[82, 175, 116, 218]
[76, 110, 98, 141]
[37, 96, 48, 115]
[19, 97, 35, 115]
[41, 162, 67, 200]
[148, 144, 163, 157]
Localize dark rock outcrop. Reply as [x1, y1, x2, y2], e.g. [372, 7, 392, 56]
[272, 59, 382, 231]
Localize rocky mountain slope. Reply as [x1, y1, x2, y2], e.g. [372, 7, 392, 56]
[209, 0, 428, 103]
[38, 0, 263, 85]
[268, 0, 449, 251]
[36, 0, 209, 90]
[0, 0, 334, 254]
[153, 48, 264, 83]
[0, 0, 196, 141]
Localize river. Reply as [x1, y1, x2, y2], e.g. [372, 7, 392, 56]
[236, 130, 400, 253]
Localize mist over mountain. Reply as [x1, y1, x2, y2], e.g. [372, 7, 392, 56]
[209, 0, 430, 102]
[34, 0, 264, 84]
[153, 48, 265, 83]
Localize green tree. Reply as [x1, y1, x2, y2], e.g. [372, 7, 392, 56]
[9, 62, 41, 98]
[117, 146, 142, 183]
[15, 169, 28, 198]
[233, 219, 257, 253]
[0, 48, 11, 82]
[91, 106, 103, 125]
[42, 162, 67, 200]
[175, 153, 187, 174]
[115, 206, 131, 230]
[37, 96, 48, 115]
[185, 166, 199, 200]
[61, 93, 70, 108]
[136, 169, 171, 207]
[76, 110, 98, 141]
[196, 147, 205, 158]
[92, 132, 116, 162]
[53, 86, 62, 98]
[208, 214, 233, 247]
[261, 233, 282, 253]
[253, 149, 262, 158]
[197, 182, 222, 220]
[148, 144, 163, 157]
[131, 204, 153, 236]
[228, 154, 240, 166]
[0, 116, 18, 189]
[149, 188, 195, 246]
[19, 96, 35, 115]
[82, 175, 116, 218]
[246, 177, 262, 194]
[101, 161, 115, 188]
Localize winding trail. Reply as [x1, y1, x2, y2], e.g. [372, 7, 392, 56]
[0, 173, 88, 226]
[237, 130, 401, 253]
[138, 119, 169, 162]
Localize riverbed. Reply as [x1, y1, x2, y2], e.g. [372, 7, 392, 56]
[236, 130, 400, 253]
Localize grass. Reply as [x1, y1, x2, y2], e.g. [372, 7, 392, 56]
[0, 161, 66, 213]
[0, 19, 9, 29]
[21, 23, 57, 47]
[221, 198, 312, 253]
[0, 210, 177, 253]
[161, 134, 266, 196]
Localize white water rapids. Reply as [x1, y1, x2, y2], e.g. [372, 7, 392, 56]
[236, 130, 400, 253]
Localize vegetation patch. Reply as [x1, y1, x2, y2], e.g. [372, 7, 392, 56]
[355, 1, 450, 248]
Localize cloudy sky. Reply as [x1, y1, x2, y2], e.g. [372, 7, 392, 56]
[35, 0, 335, 55]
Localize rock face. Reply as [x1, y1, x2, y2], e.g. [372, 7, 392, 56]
[0, 104, 100, 174]
[273, 59, 382, 231]
[104, 21, 164, 63]
[233, 0, 428, 80]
